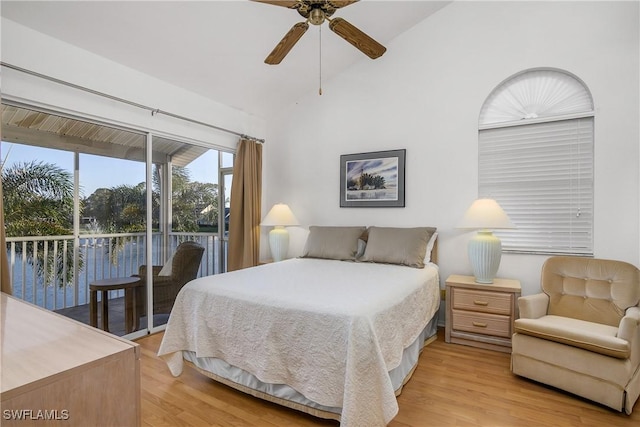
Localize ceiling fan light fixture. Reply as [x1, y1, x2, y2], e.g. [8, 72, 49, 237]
[309, 8, 325, 25]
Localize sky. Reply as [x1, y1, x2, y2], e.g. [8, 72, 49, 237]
[1, 141, 224, 196]
[345, 157, 399, 189]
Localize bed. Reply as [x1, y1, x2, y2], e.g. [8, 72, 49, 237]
[158, 226, 440, 427]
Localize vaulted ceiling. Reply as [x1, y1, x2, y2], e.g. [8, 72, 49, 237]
[1, 1, 450, 118]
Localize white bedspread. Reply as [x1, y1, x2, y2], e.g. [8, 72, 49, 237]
[158, 258, 440, 427]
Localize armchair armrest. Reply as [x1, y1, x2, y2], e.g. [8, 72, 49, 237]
[617, 306, 640, 343]
[137, 265, 163, 277]
[518, 293, 549, 319]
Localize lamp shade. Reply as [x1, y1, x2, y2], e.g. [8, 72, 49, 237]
[457, 198, 515, 230]
[261, 203, 299, 227]
[458, 199, 515, 284]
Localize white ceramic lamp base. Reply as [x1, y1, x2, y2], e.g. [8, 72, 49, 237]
[269, 226, 289, 262]
[468, 230, 502, 284]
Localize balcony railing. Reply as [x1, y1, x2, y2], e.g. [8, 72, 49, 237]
[5, 232, 226, 311]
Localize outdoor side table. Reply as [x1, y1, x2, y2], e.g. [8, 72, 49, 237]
[89, 276, 142, 334]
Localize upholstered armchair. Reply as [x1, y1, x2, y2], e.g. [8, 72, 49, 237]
[134, 241, 204, 319]
[511, 256, 640, 414]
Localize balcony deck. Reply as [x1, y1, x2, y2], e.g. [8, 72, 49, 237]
[54, 297, 168, 337]
[8, 232, 222, 336]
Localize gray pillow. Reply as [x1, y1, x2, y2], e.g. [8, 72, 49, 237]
[360, 226, 437, 268]
[302, 226, 366, 261]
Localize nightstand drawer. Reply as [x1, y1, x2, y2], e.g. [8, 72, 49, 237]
[451, 310, 511, 338]
[452, 288, 513, 315]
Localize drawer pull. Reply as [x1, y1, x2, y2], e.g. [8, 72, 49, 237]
[472, 322, 488, 328]
[473, 300, 489, 306]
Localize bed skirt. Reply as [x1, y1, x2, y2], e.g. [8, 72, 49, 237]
[182, 314, 439, 422]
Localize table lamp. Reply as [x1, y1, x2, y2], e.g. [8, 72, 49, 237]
[458, 198, 515, 284]
[261, 203, 299, 262]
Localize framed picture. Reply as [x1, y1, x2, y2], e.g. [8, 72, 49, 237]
[340, 149, 406, 207]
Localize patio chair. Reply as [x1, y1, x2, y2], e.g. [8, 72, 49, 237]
[134, 241, 204, 322]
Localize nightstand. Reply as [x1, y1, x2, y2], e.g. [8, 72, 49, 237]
[445, 274, 521, 353]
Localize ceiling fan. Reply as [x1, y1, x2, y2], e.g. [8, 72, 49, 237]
[252, 0, 387, 65]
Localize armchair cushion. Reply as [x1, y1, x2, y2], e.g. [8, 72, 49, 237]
[542, 256, 640, 326]
[515, 315, 630, 359]
[158, 254, 174, 276]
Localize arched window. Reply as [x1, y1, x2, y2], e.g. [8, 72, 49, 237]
[478, 68, 594, 255]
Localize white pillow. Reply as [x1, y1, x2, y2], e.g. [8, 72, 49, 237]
[356, 238, 367, 259]
[158, 253, 174, 276]
[424, 232, 438, 263]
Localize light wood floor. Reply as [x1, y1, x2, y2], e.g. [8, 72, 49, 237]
[136, 328, 639, 426]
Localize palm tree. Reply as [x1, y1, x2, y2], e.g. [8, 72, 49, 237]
[2, 161, 78, 286]
[83, 165, 219, 260]
[83, 182, 149, 264]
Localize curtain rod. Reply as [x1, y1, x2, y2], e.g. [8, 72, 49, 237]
[0, 62, 265, 144]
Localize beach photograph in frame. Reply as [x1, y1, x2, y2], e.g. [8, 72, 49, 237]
[340, 149, 406, 207]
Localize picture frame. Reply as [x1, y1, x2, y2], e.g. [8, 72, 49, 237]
[340, 149, 406, 208]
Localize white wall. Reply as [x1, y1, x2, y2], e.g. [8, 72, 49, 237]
[263, 1, 640, 298]
[3, 3, 638, 298]
[1, 18, 265, 149]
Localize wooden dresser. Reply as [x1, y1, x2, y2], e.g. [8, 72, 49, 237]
[445, 274, 521, 353]
[1, 292, 140, 426]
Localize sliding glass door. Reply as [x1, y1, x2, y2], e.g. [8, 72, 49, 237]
[1, 102, 232, 336]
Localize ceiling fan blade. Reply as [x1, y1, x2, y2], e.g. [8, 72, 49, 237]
[329, 17, 386, 60]
[250, 0, 300, 8]
[327, 1, 360, 9]
[265, 22, 309, 65]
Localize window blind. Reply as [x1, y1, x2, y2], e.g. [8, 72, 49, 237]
[479, 69, 594, 126]
[478, 117, 594, 255]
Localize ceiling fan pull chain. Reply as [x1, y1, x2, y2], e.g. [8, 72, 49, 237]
[319, 24, 323, 96]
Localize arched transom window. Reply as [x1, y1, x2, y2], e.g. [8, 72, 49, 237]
[478, 68, 594, 255]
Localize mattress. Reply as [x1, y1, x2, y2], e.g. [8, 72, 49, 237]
[158, 258, 440, 427]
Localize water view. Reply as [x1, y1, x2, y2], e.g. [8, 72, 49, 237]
[7, 235, 219, 310]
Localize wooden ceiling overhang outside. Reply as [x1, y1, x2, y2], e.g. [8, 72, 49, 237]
[1, 103, 208, 167]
